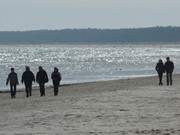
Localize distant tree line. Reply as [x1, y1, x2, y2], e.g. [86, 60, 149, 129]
[0, 26, 180, 44]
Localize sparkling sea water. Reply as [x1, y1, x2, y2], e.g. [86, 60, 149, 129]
[0, 44, 180, 91]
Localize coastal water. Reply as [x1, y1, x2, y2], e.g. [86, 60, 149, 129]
[0, 44, 180, 91]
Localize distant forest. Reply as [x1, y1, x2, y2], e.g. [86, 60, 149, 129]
[0, 26, 180, 44]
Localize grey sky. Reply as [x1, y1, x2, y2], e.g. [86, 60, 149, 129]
[0, 0, 180, 31]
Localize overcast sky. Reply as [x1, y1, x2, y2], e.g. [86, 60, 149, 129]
[0, 0, 180, 31]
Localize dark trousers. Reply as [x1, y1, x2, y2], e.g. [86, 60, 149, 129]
[39, 83, 45, 96]
[53, 85, 59, 96]
[53, 81, 60, 96]
[166, 72, 173, 86]
[10, 84, 16, 98]
[25, 83, 32, 97]
[158, 72, 163, 85]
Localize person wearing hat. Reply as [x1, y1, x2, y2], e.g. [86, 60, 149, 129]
[51, 67, 62, 96]
[155, 59, 165, 85]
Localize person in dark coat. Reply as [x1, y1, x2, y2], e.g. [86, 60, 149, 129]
[155, 59, 165, 85]
[51, 67, 62, 96]
[21, 66, 35, 97]
[36, 66, 48, 96]
[164, 57, 174, 86]
[6, 68, 19, 98]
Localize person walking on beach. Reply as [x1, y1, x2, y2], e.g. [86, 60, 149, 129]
[21, 66, 35, 97]
[36, 66, 48, 96]
[164, 57, 174, 86]
[6, 68, 19, 98]
[155, 59, 165, 85]
[51, 67, 62, 96]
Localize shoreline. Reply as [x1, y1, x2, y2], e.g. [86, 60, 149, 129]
[0, 74, 158, 93]
[1, 73, 177, 94]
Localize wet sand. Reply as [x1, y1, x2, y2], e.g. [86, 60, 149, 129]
[0, 75, 180, 135]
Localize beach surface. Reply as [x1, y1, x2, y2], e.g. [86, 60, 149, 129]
[0, 75, 180, 135]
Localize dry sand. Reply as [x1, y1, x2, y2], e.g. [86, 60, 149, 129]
[0, 75, 180, 135]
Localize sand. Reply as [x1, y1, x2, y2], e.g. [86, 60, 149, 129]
[0, 75, 180, 135]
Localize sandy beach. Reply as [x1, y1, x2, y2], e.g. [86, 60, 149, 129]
[0, 75, 180, 135]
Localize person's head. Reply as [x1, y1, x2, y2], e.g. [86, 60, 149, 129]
[159, 59, 163, 63]
[39, 66, 43, 71]
[166, 57, 170, 61]
[26, 66, 30, 71]
[54, 67, 58, 72]
[11, 68, 14, 72]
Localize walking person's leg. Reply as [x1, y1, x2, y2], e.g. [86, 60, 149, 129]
[53, 84, 55, 96]
[39, 83, 45, 96]
[56, 85, 59, 95]
[42, 84, 45, 96]
[54, 85, 58, 96]
[166, 73, 169, 86]
[13, 85, 16, 98]
[39, 84, 43, 96]
[159, 73, 163, 85]
[25, 84, 29, 97]
[158, 73, 161, 85]
[29, 84, 32, 96]
[10, 85, 13, 98]
[170, 73, 173, 86]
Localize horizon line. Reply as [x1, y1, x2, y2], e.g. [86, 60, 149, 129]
[0, 25, 180, 32]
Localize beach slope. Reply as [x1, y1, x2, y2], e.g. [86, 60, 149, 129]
[0, 75, 180, 135]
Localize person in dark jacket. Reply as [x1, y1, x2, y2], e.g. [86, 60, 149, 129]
[155, 59, 165, 85]
[51, 67, 62, 96]
[21, 66, 35, 97]
[36, 66, 48, 96]
[164, 57, 174, 86]
[6, 68, 19, 98]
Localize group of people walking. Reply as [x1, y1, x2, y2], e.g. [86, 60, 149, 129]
[6, 66, 61, 98]
[155, 57, 174, 86]
[5, 56, 175, 98]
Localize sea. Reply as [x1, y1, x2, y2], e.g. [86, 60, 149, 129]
[0, 44, 180, 91]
